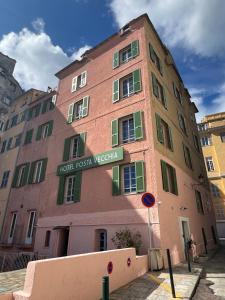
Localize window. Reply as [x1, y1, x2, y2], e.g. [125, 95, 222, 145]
[57, 172, 82, 205]
[24, 129, 33, 145]
[19, 110, 27, 122]
[195, 190, 204, 214]
[36, 121, 53, 141]
[17, 165, 26, 187]
[65, 175, 76, 203]
[4, 119, 9, 131]
[33, 161, 43, 183]
[0, 140, 7, 153]
[0, 121, 4, 131]
[155, 114, 173, 150]
[15, 134, 22, 147]
[149, 43, 163, 74]
[178, 112, 187, 135]
[172, 82, 182, 104]
[71, 71, 87, 92]
[8, 213, 17, 243]
[11, 115, 18, 127]
[25, 211, 36, 244]
[193, 135, 200, 152]
[28, 158, 48, 184]
[211, 183, 220, 198]
[215, 207, 224, 219]
[151, 73, 167, 108]
[67, 96, 89, 124]
[198, 123, 208, 131]
[41, 97, 56, 114]
[183, 144, 193, 169]
[205, 157, 214, 171]
[63, 133, 86, 161]
[112, 111, 143, 147]
[161, 160, 178, 195]
[44, 230, 51, 247]
[12, 163, 30, 188]
[112, 161, 145, 195]
[6, 137, 13, 150]
[200, 136, 212, 146]
[220, 132, 225, 143]
[112, 69, 141, 103]
[0, 171, 10, 188]
[113, 40, 139, 68]
[96, 229, 107, 251]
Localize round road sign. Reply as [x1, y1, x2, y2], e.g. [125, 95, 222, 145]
[107, 261, 113, 274]
[141, 193, 155, 208]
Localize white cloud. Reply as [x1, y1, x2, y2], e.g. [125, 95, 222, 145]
[110, 0, 225, 57]
[0, 19, 91, 91]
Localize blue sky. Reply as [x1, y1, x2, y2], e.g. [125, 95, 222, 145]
[0, 0, 225, 121]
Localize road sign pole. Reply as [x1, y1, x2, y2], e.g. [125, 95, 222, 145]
[148, 207, 152, 250]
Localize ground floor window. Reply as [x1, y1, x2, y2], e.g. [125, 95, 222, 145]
[8, 213, 17, 243]
[25, 211, 36, 244]
[123, 164, 136, 194]
[57, 172, 82, 205]
[96, 229, 107, 251]
[65, 175, 76, 203]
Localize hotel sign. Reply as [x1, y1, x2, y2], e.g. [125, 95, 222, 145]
[57, 147, 124, 176]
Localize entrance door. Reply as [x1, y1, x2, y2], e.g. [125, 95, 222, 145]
[180, 218, 190, 259]
[57, 228, 70, 257]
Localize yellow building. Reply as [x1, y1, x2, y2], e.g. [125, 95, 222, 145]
[198, 112, 225, 237]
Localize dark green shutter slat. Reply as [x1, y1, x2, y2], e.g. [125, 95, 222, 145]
[74, 172, 82, 202]
[135, 161, 145, 193]
[113, 51, 119, 69]
[152, 73, 159, 97]
[173, 82, 177, 97]
[172, 166, 178, 195]
[12, 166, 20, 188]
[63, 138, 71, 162]
[82, 96, 89, 117]
[78, 133, 86, 156]
[131, 40, 139, 58]
[47, 120, 53, 137]
[112, 165, 120, 195]
[159, 59, 163, 75]
[111, 119, 119, 147]
[161, 160, 169, 192]
[133, 69, 141, 93]
[134, 111, 143, 140]
[28, 161, 36, 184]
[168, 126, 173, 151]
[149, 43, 155, 62]
[36, 125, 42, 141]
[35, 103, 41, 117]
[21, 163, 30, 186]
[67, 103, 74, 124]
[155, 114, 164, 144]
[24, 129, 33, 145]
[162, 87, 168, 109]
[182, 143, 187, 166]
[42, 100, 48, 114]
[57, 176, 65, 205]
[112, 79, 119, 103]
[40, 158, 48, 182]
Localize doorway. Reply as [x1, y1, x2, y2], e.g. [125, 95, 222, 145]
[57, 227, 70, 257]
[179, 217, 190, 259]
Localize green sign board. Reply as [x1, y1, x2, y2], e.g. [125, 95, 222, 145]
[57, 147, 124, 176]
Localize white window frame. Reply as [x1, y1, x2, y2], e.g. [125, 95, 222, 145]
[211, 183, 220, 198]
[17, 165, 26, 187]
[120, 45, 132, 63]
[64, 175, 76, 203]
[71, 71, 87, 92]
[74, 100, 83, 120]
[122, 164, 136, 194]
[33, 161, 43, 183]
[206, 156, 215, 172]
[200, 136, 212, 146]
[8, 213, 17, 243]
[25, 211, 36, 244]
[42, 123, 49, 139]
[70, 136, 79, 159]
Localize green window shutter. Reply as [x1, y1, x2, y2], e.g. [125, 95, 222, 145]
[135, 161, 145, 193]
[28, 161, 36, 184]
[74, 171, 82, 201]
[47, 120, 53, 137]
[21, 163, 30, 186]
[155, 114, 164, 144]
[162, 87, 168, 109]
[78, 133, 86, 157]
[57, 176, 65, 205]
[172, 82, 177, 97]
[182, 143, 188, 166]
[161, 160, 169, 192]
[168, 126, 174, 151]
[27, 109, 32, 121]
[159, 59, 163, 75]
[133, 69, 142, 93]
[41, 100, 48, 114]
[112, 79, 119, 103]
[131, 40, 139, 58]
[171, 166, 178, 195]
[24, 129, 33, 145]
[112, 165, 120, 195]
[36, 125, 42, 141]
[111, 119, 119, 147]
[82, 96, 89, 117]
[35, 103, 42, 117]
[40, 158, 48, 182]
[133, 111, 143, 140]
[63, 137, 71, 162]
[113, 51, 119, 69]
[67, 103, 74, 124]
[152, 73, 159, 97]
[149, 43, 155, 62]
[12, 166, 20, 188]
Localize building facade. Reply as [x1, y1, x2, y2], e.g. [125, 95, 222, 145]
[198, 112, 225, 238]
[1, 14, 217, 264]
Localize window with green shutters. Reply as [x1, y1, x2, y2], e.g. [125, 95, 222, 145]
[112, 69, 142, 103]
[155, 114, 173, 151]
[28, 158, 48, 184]
[151, 73, 167, 109]
[173, 82, 182, 104]
[67, 96, 89, 124]
[149, 43, 163, 75]
[63, 133, 86, 162]
[57, 172, 82, 205]
[160, 160, 178, 195]
[195, 190, 204, 214]
[111, 111, 143, 147]
[182, 143, 193, 169]
[113, 40, 139, 69]
[112, 161, 145, 196]
[24, 129, 33, 145]
[12, 163, 30, 188]
[36, 120, 53, 141]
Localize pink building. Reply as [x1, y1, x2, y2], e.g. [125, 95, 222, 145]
[2, 14, 217, 265]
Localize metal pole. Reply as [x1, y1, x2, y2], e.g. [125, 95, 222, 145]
[147, 208, 152, 250]
[166, 249, 176, 298]
[102, 276, 109, 300]
[186, 243, 191, 272]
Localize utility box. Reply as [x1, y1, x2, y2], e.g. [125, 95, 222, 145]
[148, 248, 164, 271]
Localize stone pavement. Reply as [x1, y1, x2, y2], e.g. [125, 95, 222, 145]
[0, 269, 26, 294]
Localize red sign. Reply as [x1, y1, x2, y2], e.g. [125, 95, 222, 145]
[142, 193, 155, 208]
[127, 257, 131, 267]
[107, 261, 113, 274]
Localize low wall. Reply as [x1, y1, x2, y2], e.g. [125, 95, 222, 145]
[13, 248, 148, 300]
[0, 294, 13, 300]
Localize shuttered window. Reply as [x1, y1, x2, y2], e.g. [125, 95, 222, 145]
[63, 133, 86, 162]
[57, 172, 82, 205]
[67, 96, 89, 124]
[24, 129, 33, 145]
[173, 82, 182, 104]
[71, 71, 87, 92]
[155, 114, 173, 150]
[112, 161, 145, 196]
[149, 43, 163, 75]
[195, 190, 204, 214]
[111, 111, 143, 147]
[28, 158, 48, 184]
[12, 163, 30, 188]
[113, 40, 139, 69]
[151, 73, 167, 108]
[183, 143, 193, 169]
[178, 112, 187, 135]
[36, 120, 53, 141]
[160, 160, 178, 195]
